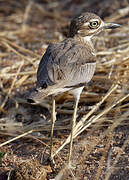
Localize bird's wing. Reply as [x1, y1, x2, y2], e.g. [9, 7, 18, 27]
[37, 38, 96, 89]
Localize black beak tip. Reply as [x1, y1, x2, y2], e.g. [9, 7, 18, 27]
[27, 98, 35, 104]
[104, 23, 121, 29]
[111, 24, 121, 29]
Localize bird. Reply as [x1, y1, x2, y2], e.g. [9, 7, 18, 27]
[27, 12, 120, 165]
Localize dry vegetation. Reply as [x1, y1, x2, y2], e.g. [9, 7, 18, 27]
[0, 0, 129, 179]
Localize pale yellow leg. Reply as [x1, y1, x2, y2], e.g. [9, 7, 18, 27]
[68, 98, 79, 164]
[50, 96, 56, 161]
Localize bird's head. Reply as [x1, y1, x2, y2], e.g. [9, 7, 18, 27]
[69, 12, 121, 39]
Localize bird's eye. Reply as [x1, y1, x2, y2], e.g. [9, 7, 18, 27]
[89, 21, 99, 29]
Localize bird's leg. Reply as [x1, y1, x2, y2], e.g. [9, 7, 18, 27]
[68, 97, 79, 164]
[50, 95, 56, 162]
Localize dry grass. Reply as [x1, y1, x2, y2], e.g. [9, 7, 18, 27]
[0, 0, 129, 179]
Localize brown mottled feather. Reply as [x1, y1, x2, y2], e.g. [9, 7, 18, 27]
[37, 38, 96, 89]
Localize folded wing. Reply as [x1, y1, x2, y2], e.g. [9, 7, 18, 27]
[37, 38, 96, 89]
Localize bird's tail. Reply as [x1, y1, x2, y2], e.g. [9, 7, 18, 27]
[27, 89, 49, 104]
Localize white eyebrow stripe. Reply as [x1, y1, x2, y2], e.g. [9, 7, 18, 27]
[89, 18, 99, 22]
[83, 19, 100, 26]
[83, 22, 89, 26]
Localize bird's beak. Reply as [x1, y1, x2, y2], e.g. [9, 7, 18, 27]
[103, 22, 121, 29]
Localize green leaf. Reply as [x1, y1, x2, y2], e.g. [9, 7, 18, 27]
[0, 152, 6, 164]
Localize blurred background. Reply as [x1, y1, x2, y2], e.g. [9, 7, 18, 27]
[0, 0, 129, 179]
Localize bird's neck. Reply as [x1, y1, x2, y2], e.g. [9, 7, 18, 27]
[82, 36, 93, 43]
[73, 35, 95, 52]
[73, 34, 93, 44]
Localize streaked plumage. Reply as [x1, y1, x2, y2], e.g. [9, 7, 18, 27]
[27, 12, 121, 164]
[37, 38, 96, 93]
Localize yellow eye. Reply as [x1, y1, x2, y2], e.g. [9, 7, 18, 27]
[89, 21, 99, 29]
